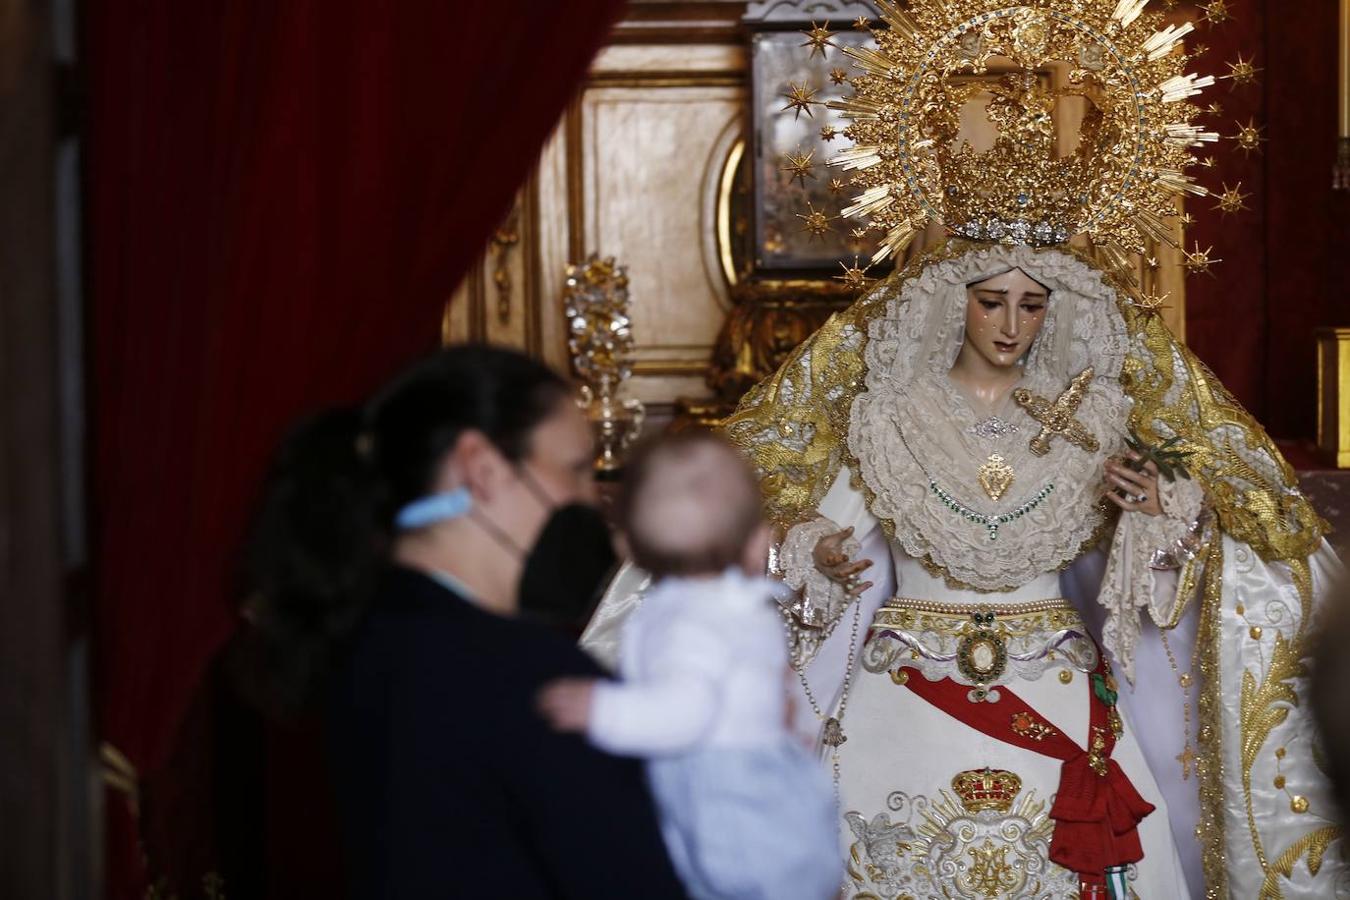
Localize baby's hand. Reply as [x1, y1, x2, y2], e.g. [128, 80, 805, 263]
[536, 678, 597, 733]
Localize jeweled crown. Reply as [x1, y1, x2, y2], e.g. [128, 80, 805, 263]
[821, 0, 1220, 275]
[952, 767, 1024, 813]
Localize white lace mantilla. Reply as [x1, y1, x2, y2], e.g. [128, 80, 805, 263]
[848, 245, 1133, 589]
[1098, 474, 1208, 679]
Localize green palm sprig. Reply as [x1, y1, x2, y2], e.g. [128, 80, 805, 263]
[1124, 427, 1193, 483]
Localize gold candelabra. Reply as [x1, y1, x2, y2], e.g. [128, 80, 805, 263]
[564, 255, 645, 472]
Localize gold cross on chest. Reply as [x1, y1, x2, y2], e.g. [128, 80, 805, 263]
[1012, 367, 1101, 457]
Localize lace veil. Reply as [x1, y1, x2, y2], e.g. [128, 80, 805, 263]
[861, 242, 1128, 392]
[839, 244, 1132, 588]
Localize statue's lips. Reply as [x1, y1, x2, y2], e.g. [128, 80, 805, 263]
[993, 340, 1019, 353]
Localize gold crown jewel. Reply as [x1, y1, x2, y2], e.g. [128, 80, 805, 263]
[952, 767, 1024, 814]
[822, 0, 1220, 268]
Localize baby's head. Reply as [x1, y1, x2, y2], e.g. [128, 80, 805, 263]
[618, 429, 768, 580]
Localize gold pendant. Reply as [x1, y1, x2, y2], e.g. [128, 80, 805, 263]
[978, 454, 1016, 501]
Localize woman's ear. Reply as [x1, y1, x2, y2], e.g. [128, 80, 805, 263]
[439, 429, 505, 501]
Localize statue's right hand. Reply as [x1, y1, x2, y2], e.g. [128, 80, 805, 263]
[812, 526, 873, 597]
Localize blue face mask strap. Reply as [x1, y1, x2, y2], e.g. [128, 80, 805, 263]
[516, 464, 556, 512]
[394, 487, 473, 530]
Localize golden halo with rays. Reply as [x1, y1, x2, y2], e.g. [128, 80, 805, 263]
[813, 0, 1226, 282]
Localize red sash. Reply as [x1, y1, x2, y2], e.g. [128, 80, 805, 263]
[896, 654, 1154, 892]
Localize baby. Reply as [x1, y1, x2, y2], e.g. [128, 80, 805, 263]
[537, 430, 841, 900]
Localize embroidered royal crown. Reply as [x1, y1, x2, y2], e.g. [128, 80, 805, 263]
[952, 767, 1024, 813]
[817, 0, 1219, 273]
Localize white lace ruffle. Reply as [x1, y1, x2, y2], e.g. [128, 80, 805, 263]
[778, 516, 858, 629]
[1098, 475, 1207, 680]
[848, 245, 1134, 589]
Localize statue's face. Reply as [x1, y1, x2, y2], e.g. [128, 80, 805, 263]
[962, 268, 1050, 369]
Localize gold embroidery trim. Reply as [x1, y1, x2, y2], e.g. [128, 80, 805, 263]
[1239, 556, 1342, 898]
[1195, 538, 1228, 897]
[871, 602, 1085, 647]
[882, 596, 1074, 617]
[1193, 541, 1344, 899]
[1010, 711, 1057, 742]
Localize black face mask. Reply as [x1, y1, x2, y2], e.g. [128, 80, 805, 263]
[517, 503, 617, 631]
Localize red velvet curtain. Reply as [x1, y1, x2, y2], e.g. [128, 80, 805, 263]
[85, 1, 624, 895]
[1185, 0, 1350, 439]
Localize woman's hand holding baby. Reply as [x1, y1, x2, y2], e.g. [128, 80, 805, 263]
[812, 526, 873, 598]
[537, 678, 597, 732]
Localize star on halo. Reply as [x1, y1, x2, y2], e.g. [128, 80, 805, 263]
[827, 177, 847, 195]
[800, 21, 833, 59]
[780, 148, 817, 186]
[1178, 211, 1197, 227]
[837, 257, 871, 290]
[1205, 102, 1224, 117]
[820, 124, 839, 141]
[1222, 54, 1260, 88]
[1201, 0, 1231, 24]
[853, 16, 871, 30]
[1231, 118, 1266, 154]
[1183, 242, 1222, 276]
[1129, 290, 1171, 316]
[796, 202, 837, 240]
[1213, 182, 1251, 215]
[829, 67, 849, 86]
[781, 82, 821, 120]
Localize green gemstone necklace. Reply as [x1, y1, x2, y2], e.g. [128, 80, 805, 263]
[928, 479, 1055, 541]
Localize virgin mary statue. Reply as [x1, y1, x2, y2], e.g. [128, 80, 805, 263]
[582, 2, 1347, 897]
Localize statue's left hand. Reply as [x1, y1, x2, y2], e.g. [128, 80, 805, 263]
[1103, 453, 1162, 516]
